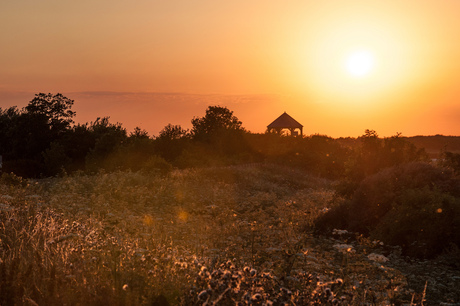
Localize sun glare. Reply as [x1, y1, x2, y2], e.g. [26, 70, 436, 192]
[345, 50, 375, 77]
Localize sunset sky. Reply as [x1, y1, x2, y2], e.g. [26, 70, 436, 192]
[1, 0, 460, 137]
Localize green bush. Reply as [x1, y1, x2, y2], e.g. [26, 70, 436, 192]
[316, 162, 460, 258]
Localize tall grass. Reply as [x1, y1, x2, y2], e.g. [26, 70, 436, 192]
[0, 164, 439, 304]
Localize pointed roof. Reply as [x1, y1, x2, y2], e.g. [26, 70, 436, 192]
[267, 112, 303, 129]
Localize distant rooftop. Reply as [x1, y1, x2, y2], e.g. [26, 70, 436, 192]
[267, 112, 303, 129]
[267, 112, 303, 136]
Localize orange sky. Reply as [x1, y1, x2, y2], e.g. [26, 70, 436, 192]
[1, 0, 460, 137]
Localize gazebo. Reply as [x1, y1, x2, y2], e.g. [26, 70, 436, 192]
[267, 112, 303, 136]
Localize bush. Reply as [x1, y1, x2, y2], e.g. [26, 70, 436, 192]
[440, 151, 460, 175]
[316, 162, 460, 258]
[142, 155, 173, 175]
[2, 159, 44, 178]
[373, 187, 460, 258]
[1, 172, 28, 187]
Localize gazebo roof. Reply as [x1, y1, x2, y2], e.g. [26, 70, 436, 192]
[267, 112, 303, 129]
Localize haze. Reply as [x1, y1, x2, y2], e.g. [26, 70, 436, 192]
[1, 0, 460, 137]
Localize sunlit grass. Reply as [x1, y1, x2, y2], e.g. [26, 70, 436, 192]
[1, 164, 456, 304]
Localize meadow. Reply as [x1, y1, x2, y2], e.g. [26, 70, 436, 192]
[1, 164, 459, 305]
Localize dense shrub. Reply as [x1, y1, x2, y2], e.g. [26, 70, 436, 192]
[248, 134, 350, 179]
[0, 172, 28, 187]
[142, 155, 173, 175]
[2, 159, 45, 178]
[440, 151, 460, 175]
[316, 162, 460, 258]
[373, 187, 460, 258]
[344, 131, 427, 182]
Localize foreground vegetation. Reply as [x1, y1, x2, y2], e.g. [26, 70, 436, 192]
[1, 164, 459, 305]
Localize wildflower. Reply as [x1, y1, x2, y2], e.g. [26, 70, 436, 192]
[332, 229, 349, 235]
[367, 253, 389, 263]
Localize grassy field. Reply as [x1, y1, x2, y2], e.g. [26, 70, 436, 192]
[1, 164, 459, 305]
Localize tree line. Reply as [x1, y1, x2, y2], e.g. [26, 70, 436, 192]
[3, 92, 457, 181]
[0, 93, 251, 177]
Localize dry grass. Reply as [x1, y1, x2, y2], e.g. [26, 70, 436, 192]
[0, 164, 453, 305]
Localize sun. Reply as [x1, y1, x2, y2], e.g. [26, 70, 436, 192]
[345, 50, 375, 77]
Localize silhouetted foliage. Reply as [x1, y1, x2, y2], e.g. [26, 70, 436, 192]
[191, 106, 244, 141]
[25, 93, 76, 134]
[440, 151, 460, 175]
[0, 94, 78, 176]
[97, 127, 160, 172]
[344, 130, 427, 183]
[56, 124, 95, 172]
[157, 124, 189, 141]
[244, 133, 349, 179]
[316, 162, 460, 258]
[154, 124, 189, 162]
[0, 107, 53, 176]
[42, 142, 71, 176]
[186, 106, 253, 164]
[85, 117, 128, 172]
[129, 126, 150, 141]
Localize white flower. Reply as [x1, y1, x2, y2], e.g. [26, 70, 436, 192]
[367, 253, 389, 263]
[332, 229, 349, 235]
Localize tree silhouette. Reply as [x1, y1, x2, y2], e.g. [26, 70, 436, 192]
[191, 106, 243, 141]
[25, 93, 76, 133]
[157, 124, 188, 141]
[155, 124, 189, 161]
[129, 127, 150, 141]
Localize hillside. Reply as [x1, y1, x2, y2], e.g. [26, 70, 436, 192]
[405, 135, 460, 158]
[336, 135, 460, 159]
